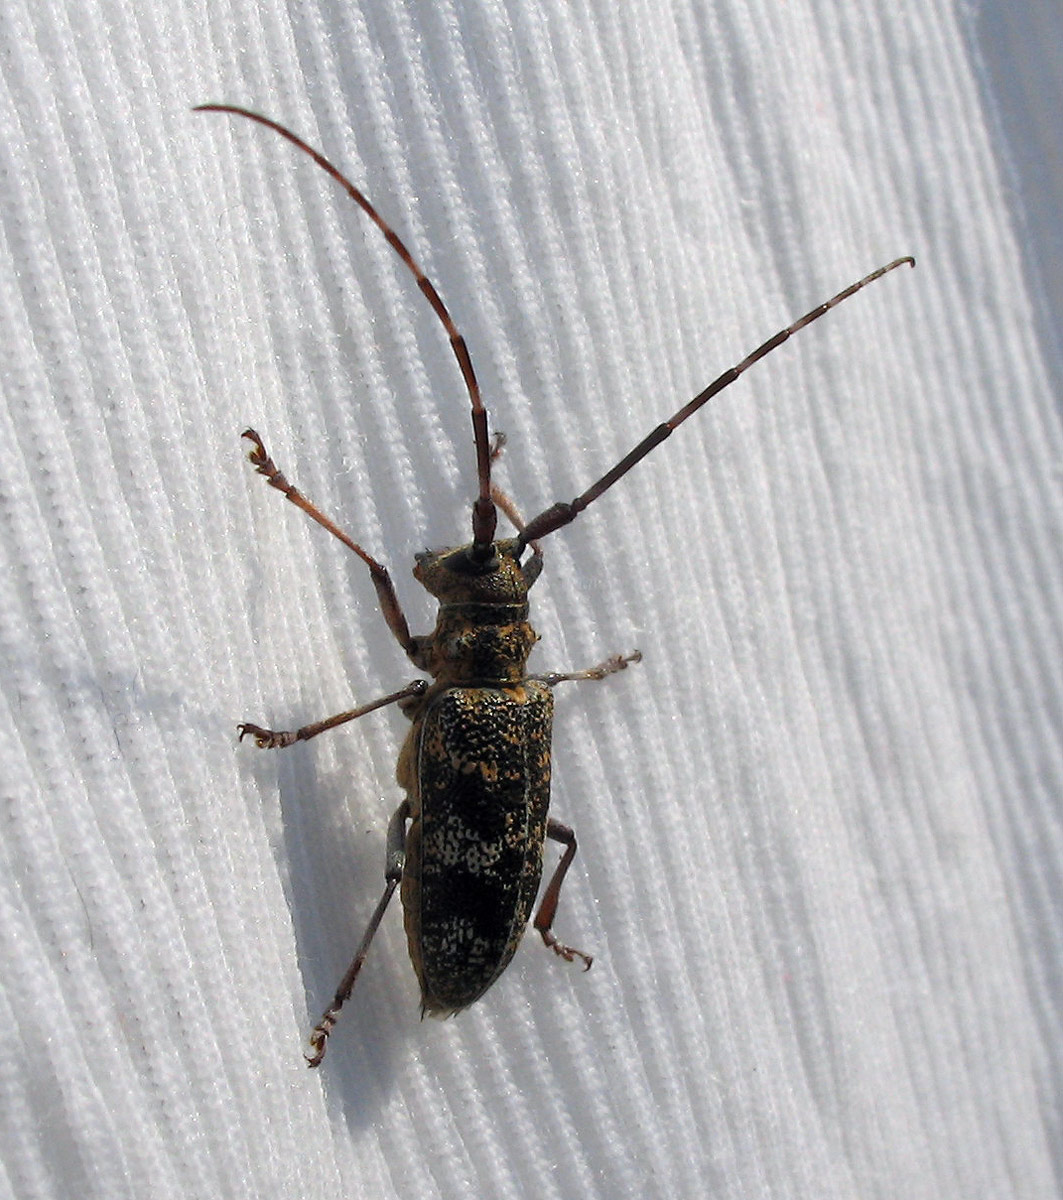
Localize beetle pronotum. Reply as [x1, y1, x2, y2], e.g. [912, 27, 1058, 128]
[197, 104, 913, 1065]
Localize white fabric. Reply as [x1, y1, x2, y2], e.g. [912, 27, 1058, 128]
[1, 2, 1060, 1197]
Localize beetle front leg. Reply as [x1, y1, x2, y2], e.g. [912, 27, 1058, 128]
[239, 679, 427, 749]
[534, 819, 593, 969]
[306, 799, 410, 1067]
[242, 429, 422, 661]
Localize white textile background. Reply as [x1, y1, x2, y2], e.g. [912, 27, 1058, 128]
[1, 1, 1061, 1198]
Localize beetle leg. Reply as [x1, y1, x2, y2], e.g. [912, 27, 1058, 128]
[534, 819, 593, 970]
[306, 800, 410, 1067]
[531, 649, 641, 687]
[239, 679, 427, 749]
[484, 431, 546, 564]
[242, 428, 421, 660]
[528, 655, 639, 968]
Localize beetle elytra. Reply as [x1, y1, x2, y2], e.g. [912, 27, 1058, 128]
[196, 104, 913, 1066]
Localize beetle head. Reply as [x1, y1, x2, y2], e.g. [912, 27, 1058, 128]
[414, 538, 540, 604]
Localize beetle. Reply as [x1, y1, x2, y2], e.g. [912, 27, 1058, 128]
[196, 104, 913, 1065]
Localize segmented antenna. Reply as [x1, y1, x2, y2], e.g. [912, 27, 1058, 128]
[194, 105, 498, 554]
[519, 255, 915, 545]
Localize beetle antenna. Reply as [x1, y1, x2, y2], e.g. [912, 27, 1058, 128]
[518, 256, 915, 546]
[194, 105, 498, 554]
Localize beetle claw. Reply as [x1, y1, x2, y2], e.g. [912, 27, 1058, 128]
[543, 933, 593, 971]
[238, 722, 296, 749]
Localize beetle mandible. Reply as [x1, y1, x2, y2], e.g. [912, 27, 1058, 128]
[196, 105, 913, 1066]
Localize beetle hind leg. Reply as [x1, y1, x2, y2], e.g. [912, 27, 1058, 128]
[306, 800, 410, 1067]
[534, 819, 593, 970]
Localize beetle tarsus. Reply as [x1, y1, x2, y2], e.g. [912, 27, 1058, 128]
[305, 1012, 336, 1068]
[237, 722, 297, 749]
[540, 930, 593, 971]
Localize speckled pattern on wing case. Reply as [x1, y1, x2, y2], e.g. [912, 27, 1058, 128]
[402, 682, 553, 1014]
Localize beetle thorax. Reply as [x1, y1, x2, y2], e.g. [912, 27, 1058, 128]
[414, 542, 539, 683]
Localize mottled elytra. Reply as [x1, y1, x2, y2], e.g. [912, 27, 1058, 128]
[196, 103, 913, 1066]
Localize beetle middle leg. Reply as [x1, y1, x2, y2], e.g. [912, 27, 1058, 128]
[529, 650, 641, 966]
[531, 649, 642, 687]
[239, 679, 427, 749]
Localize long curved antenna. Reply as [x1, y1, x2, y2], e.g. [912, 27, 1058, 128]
[194, 104, 498, 553]
[519, 256, 915, 545]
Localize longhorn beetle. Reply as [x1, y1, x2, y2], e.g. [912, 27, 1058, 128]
[196, 104, 913, 1066]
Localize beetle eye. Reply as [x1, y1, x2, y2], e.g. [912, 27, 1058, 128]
[443, 546, 498, 575]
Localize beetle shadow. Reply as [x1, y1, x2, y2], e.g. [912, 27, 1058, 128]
[266, 736, 422, 1120]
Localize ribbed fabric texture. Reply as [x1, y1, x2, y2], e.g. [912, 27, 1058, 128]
[1, 1, 1060, 1197]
